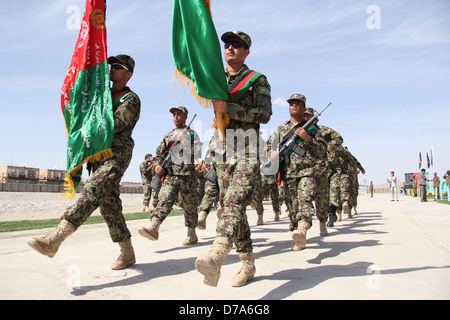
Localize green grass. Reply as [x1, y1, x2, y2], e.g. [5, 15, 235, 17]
[0, 209, 185, 233]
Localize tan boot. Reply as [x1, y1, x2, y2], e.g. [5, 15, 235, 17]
[111, 239, 136, 270]
[231, 252, 256, 287]
[274, 211, 280, 221]
[319, 221, 328, 236]
[182, 227, 198, 245]
[336, 209, 342, 221]
[256, 214, 263, 225]
[343, 201, 352, 218]
[27, 219, 75, 258]
[292, 219, 311, 251]
[138, 217, 161, 241]
[197, 211, 207, 230]
[142, 205, 149, 212]
[195, 237, 231, 287]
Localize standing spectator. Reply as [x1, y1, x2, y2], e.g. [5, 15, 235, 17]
[419, 169, 429, 202]
[433, 173, 440, 199]
[387, 171, 399, 201]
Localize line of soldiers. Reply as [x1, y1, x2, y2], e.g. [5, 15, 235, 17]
[28, 31, 365, 289]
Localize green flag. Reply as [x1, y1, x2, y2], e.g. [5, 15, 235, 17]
[172, 0, 229, 138]
[60, 0, 114, 198]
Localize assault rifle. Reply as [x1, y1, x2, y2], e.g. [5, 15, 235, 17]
[149, 114, 197, 191]
[260, 102, 332, 179]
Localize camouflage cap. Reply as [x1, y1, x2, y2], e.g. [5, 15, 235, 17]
[107, 54, 135, 72]
[221, 31, 252, 49]
[305, 107, 316, 115]
[170, 106, 188, 115]
[287, 94, 306, 104]
[145, 154, 152, 159]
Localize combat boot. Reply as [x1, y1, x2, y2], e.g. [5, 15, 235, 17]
[256, 214, 263, 225]
[142, 205, 149, 212]
[319, 221, 328, 236]
[195, 237, 231, 287]
[27, 219, 75, 258]
[336, 209, 342, 221]
[343, 201, 352, 218]
[274, 211, 280, 221]
[292, 219, 311, 251]
[138, 217, 161, 241]
[231, 251, 256, 287]
[197, 211, 207, 230]
[111, 239, 136, 270]
[182, 227, 198, 245]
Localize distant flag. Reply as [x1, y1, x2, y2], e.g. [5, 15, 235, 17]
[419, 151, 422, 170]
[430, 147, 434, 167]
[172, 0, 229, 140]
[60, 0, 114, 198]
[426, 152, 430, 169]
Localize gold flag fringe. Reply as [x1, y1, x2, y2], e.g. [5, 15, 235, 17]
[173, 68, 230, 130]
[63, 148, 114, 199]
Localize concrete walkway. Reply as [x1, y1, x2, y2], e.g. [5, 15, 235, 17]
[0, 193, 449, 300]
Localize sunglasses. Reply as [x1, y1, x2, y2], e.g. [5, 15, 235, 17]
[110, 63, 129, 71]
[224, 41, 247, 49]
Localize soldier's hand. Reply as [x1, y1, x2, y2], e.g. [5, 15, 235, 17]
[269, 151, 279, 162]
[155, 165, 165, 176]
[212, 100, 228, 113]
[295, 127, 310, 141]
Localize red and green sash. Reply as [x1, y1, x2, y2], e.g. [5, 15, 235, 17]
[112, 90, 133, 107]
[228, 70, 263, 102]
[60, 0, 114, 198]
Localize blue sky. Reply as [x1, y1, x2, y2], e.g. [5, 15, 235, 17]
[1, 0, 449, 186]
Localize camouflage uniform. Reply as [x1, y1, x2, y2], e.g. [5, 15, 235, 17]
[150, 118, 203, 229]
[197, 172, 219, 215]
[211, 64, 272, 253]
[140, 155, 153, 207]
[62, 87, 141, 242]
[328, 145, 364, 216]
[250, 172, 265, 222]
[267, 118, 327, 229]
[262, 174, 281, 214]
[314, 123, 343, 224]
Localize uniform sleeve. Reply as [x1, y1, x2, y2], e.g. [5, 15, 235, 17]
[114, 94, 140, 133]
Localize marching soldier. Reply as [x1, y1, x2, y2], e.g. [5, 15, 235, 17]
[195, 31, 272, 287]
[28, 54, 141, 270]
[139, 106, 202, 245]
[140, 153, 154, 212]
[267, 94, 327, 251]
[304, 107, 343, 235]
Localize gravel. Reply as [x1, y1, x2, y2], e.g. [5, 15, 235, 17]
[0, 192, 145, 222]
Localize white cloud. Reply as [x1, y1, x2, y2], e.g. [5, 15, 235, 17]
[273, 97, 289, 108]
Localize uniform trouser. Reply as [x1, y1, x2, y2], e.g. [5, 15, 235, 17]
[150, 175, 200, 228]
[62, 157, 131, 243]
[315, 171, 330, 223]
[143, 183, 152, 206]
[198, 179, 219, 214]
[215, 163, 258, 253]
[329, 172, 350, 209]
[250, 173, 264, 215]
[284, 176, 315, 228]
[267, 183, 280, 213]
